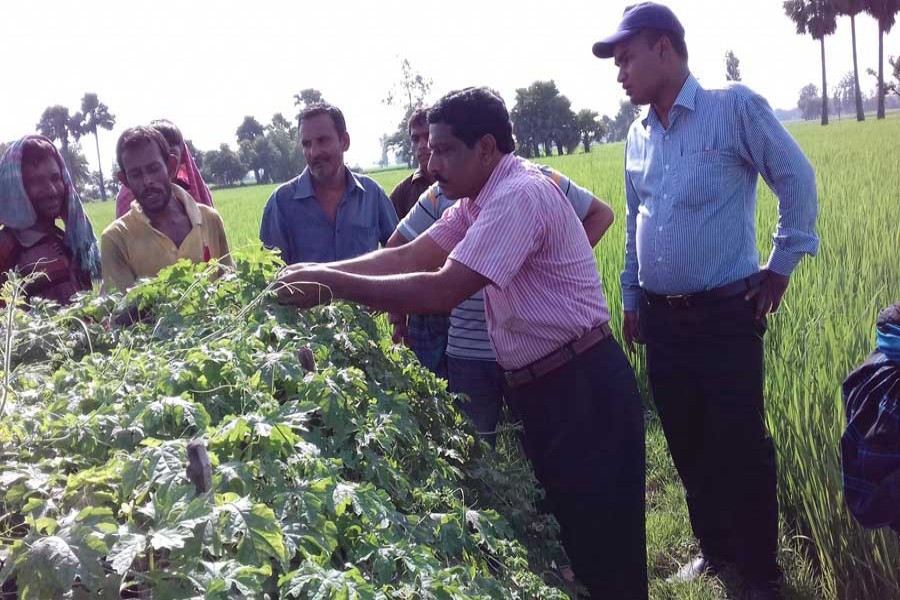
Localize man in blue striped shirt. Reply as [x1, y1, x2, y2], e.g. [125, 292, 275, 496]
[593, 3, 818, 599]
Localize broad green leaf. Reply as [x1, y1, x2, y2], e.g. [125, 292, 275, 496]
[107, 531, 146, 575]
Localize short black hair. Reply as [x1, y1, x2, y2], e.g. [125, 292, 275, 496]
[149, 119, 183, 148]
[116, 126, 170, 172]
[427, 87, 515, 154]
[299, 102, 347, 137]
[408, 107, 428, 133]
[641, 28, 688, 60]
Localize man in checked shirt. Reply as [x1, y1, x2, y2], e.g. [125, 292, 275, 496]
[275, 86, 647, 599]
[593, 3, 819, 599]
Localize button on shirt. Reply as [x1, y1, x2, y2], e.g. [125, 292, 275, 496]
[428, 154, 609, 370]
[259, 166, 398, 264]
[399, 166, 596, 362]
[622, 74, 819, 311]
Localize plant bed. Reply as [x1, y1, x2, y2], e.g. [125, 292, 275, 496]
[0, 250, 570, 599]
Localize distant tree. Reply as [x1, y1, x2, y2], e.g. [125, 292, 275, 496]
[0, 142, 8, 158]
[599, 115, 614, 142]
[207, 143, 245, 187]
[725, 50, 742, 81]
[293, 88, 325, 120]
[798, 83, 823, 119]
[265, 113, 304, 183]
[575, 109, 605, 153]
[381, 58, 432, 167]
[383, 58, 432, 115]
[836, 71, 858, 115]
[834, 0, 867, 120]
[36, 105, 80, 157]
[271, 112, 293, 132]
[511, 81, 578, 157]
[605, 100, 642, 143]
[865, 0, 900, 118]
[887, 55, 900, 96]
[236, 116, 265, 143]
[784, 0, 838, 125]
[75, 93, 116, 202]
[239, 140, 261, 184]
[253, 136, 276, 183]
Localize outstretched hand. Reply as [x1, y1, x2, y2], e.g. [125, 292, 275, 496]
[275, 265, 333, 309]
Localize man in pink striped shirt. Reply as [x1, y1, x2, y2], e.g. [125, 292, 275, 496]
[275, 87, 647, 599]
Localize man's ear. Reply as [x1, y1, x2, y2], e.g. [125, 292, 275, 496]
[117, 170, 129, 188]
[166, 153, 179, 179]
[478, 134, 498, 163]
[341, 132, 351, 152]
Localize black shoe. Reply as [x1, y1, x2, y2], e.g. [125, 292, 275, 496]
[666, 553, 725, 583]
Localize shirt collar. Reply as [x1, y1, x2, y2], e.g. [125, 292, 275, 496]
[411, 168, 431, 183]
[293, 166, 363, 200]
[643, 73, 700, 130]
[673, 73, 700, 111]
[473, 153, 518, 208]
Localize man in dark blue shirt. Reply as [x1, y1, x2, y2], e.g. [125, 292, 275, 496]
[259, 103, 398, 264]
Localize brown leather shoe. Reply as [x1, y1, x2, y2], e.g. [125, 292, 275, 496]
[666, 554, 725, 583]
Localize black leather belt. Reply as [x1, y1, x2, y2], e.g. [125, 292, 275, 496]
[643, 271, 767, 309]
[504, 323, 612, 389]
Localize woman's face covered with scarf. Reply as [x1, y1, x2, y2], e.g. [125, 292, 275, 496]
[22, 154, 66, 222]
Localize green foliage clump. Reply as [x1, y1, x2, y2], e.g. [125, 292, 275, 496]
[0, 250, 569, 599]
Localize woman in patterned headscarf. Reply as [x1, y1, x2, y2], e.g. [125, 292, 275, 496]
[114, 119, 213, 218]
[0, 135, 101, 304]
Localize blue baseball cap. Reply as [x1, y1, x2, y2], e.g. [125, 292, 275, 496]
[592, 2, 685, 59]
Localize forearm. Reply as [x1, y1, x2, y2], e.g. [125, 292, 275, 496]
[325, 247, 408, 276]
[315, 268, 459, 314]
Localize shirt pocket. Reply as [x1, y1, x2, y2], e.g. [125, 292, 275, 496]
[345, 223, 379, 257]
[676, 149, 725, 209]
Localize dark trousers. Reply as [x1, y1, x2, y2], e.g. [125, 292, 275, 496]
[507, 338, 647, 599]
[642, 293, 780, 584]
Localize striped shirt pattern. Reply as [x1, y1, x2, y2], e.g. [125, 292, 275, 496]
[622, 74, 819, 311]
[428, 154, 608, 370]
[398, 166, 595, 361]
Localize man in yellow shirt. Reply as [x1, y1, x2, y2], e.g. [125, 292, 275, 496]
[101, 127, 233, 292]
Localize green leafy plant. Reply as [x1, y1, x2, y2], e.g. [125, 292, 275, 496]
[0, 250, 569, 599]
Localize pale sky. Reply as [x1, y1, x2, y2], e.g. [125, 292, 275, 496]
[2, 0, 897, 172]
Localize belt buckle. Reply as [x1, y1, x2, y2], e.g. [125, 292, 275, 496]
[665, 294, 690, 308]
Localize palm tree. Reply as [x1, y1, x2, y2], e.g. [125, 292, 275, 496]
[77, 93, 116, 201]
[784, 0, 838, 125]
[36, 105, 80, 157]
[865, 0, 900, 118]
[834, 0, 868, 120]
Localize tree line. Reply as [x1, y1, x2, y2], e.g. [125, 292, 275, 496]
[784, 0, 900, 124]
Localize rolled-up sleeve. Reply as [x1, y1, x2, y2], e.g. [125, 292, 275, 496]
[738, 91, 819, 276]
